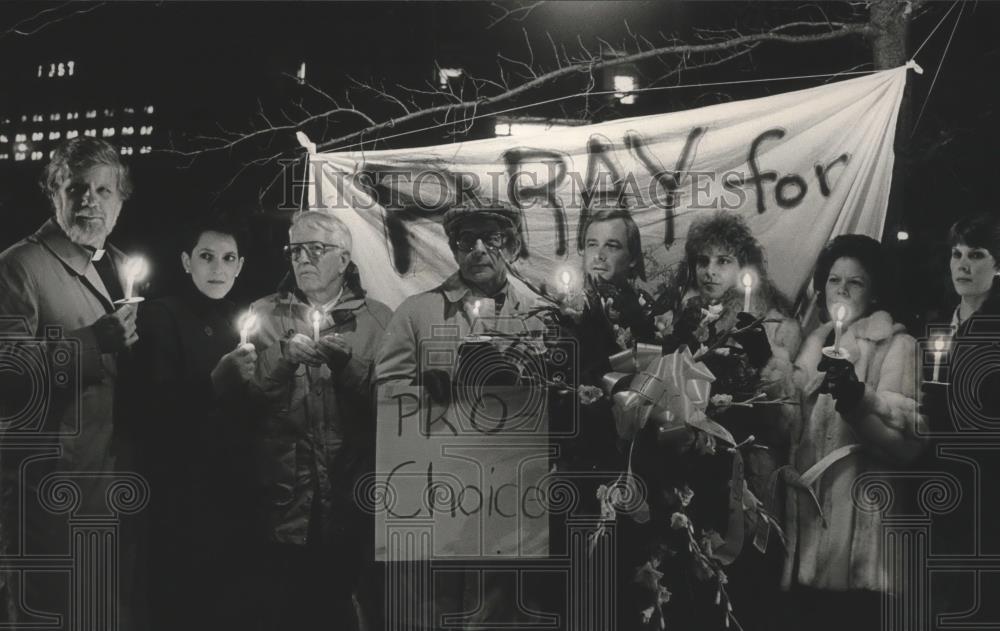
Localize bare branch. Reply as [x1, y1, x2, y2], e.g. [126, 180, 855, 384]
[0, 2, 106, 41]
[313, 21, 872, 151]
[487, 1, 545, 29]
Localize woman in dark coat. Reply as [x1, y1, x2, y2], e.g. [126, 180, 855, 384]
[923, 212, 1000, 427]
[921, 213, 1000, 623]
[134, 215, 258, 630]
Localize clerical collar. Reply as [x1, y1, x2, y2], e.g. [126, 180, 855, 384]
[91, 248, 106, 262]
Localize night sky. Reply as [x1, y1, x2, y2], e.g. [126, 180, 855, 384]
[1, 1, 997, 321]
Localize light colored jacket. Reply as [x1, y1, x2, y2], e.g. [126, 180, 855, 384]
[0, 219, 130, 511]
[783, 310, 926, 592]
[374, 272, 542, 387]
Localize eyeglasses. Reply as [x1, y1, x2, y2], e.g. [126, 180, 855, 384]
[283, 242, 344, 262]
[453, 231, 509, 253]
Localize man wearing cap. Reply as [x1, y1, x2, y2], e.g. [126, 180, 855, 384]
[375, 201, 538, 387]
[373, 201, 545, 629]
[248, 210, 391, 629]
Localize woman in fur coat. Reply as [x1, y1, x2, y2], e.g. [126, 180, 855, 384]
[781, 234, 926, 631]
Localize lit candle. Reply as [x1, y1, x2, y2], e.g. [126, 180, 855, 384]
[123, 256, 149, 300]
[741, 272, 753, 313]
[833, 304, 847, 353]
[472, 300, 481, 319]
[932, 337, 945, 383]
[311, 309, 321, 342]
[560, 270, 572, 295]
[239, 312, 257, 346]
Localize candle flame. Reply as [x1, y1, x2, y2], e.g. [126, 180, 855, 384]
[311, 310, 321, 325]
[240, 312, 258, 332]
[741, 272, 753, 288]
[560, 270, 572, 286]
[472, 299, 481, 315]
[125, 256, 149, 281]
[933, 337, 945, 352]
[835, 304, 848, 322]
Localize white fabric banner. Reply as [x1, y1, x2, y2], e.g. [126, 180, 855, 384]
[308, 67, 907, 310]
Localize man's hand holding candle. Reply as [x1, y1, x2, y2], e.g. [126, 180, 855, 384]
[282, 332, 326, 367]
[316, 334, 353, 371]
[92, 304, 138, 353]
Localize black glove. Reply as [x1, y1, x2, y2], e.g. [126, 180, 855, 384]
[919, 381, 950, 432]
[419, 369, 452, 406]
[731, 312, 773, 369]
[817, 355, 865, 414]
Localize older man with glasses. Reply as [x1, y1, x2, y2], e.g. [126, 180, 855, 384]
[375, 201, 539, 388]
[248, 209, 392, 630]
[374, 201, 549, 629]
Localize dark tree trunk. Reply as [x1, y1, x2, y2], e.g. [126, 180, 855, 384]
[869, 0, 914, 243]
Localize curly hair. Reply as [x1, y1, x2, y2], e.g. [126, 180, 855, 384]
[812, 234, 896, 322]
[663, 212, 791, 315]
[684, 211, 765, 271]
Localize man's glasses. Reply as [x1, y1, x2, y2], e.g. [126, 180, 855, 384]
[453, 231, 508, 253]
[283, 242, 343, 262]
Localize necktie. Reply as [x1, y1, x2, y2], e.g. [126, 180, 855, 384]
[92, 254, 124, 304]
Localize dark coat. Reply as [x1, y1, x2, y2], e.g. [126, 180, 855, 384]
[250, 284, 392, 546]
[132, 283, 255, 529]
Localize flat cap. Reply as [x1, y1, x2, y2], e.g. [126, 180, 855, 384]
[442, 202, 522, 236]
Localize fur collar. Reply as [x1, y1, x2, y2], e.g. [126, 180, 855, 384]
[848, 310, 903, 343]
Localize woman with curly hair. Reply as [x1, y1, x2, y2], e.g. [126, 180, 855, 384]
[642, 211, 803, 630]
[664, 211, 803, 481]
[781, 234, 925, 631]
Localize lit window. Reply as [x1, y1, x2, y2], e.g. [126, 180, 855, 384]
[49, 131, 61, 140]
[494, 122, 511, 137]
[102, 127, 115, 137]
[31, 132, 43, 141]
[145, 105, 154, 115]
[0, 135, 7, 143]
[15, 134, 26, 142]
[50, 113, 61, 121]
[124, 107, 135, 115]
[119, 146, 133, 156]
[32, 114, 43, 122]
[896, 230, 909, 242]
[84, 129, 97, 137]
[103, 108, 116, 118]
[16, 143, 28, 152]
[438, 68, 463, 89]
[31, 151, 43, 161]
[66, 112, 78, 120]
[139, 146, 152, 154]
[67, 61, 75, 76]
[121, 126, 134, 136]
[296, 62, 306, 85]
[139, 125, 153, 136]
[86, 110, 97, 119]
[49, 150, 55, 158]
[20, 115, 26, 122]
[66, 130, 79, 139]
[15, 152, 26, 161]
[613, 74, 637, 105]
[0, 154, 8, 161]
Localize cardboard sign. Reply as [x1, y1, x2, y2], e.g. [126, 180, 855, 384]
[375, 385, 551, 561]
